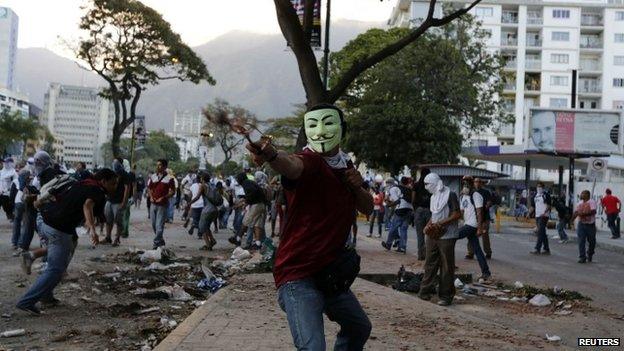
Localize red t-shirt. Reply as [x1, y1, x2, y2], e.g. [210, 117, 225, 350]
[601, 195, 620, 215]
[148, 173, 175, 206]
[273, 150, 356, 288]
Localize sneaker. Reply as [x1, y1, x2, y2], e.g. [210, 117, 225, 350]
[465, 255, 474, 260]
[12, 248, 24, 257]
[392, 240, 399, 248]
[559, 239, 568, 244]
[16, 304, 41, 316]
[41, 297, 61, 308]
[188, 228, 194, 236]
[396, 248, 406, 254]
[381, 242, 391, 251]
[375, 234, 382, 238]
[479, 273, 492, 281]
[417, 293, 432, 301]
[485, 254, 492, 260]
[21, 252, 34, 275]
[529, 250, 540, 255]
[366, 233, 372, 238]
[542, 250, 551, 255]
[228, 236, 240, 246]
[101, 237, 112, 245]
[588, 255, 593, 262]
[611, 236, 620, 239]
[578, 258, 586, 263]
[437, 299, 452, 306]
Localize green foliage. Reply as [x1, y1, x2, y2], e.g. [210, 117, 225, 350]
[215, 160, 242, 177]
[264, 105, 305, 154]
[202, 99, 257, 163]
[0, 111, 39, 157]
[100, 130, 180, 167]
[330, 13, 510, 173]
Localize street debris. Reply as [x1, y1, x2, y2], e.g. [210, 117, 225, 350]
[1, 329, 26, 338]
[51, 329, 81, 342]
[197, 277, 227, 293]
[454, 278, 464, 288]
[231, 247, 251, 260]
[529, 294, 552, 307]
[514, 281, 524, 289]
[545, 334, 561, 342]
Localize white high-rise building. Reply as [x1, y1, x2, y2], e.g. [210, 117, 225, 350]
[0, 7, 18, 90]
[173, 109, 205, 162]
[41, 83, 114, 167]
[0, 86, 29, 117]
[388, 0, 624, 147]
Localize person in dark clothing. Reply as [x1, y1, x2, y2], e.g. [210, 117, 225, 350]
[553, 193, 570, 243]
[412, 167, 431, 260]
[74, 162, 92, 181]
[16, 168, 118, 315]
[467, 178, 493, 259]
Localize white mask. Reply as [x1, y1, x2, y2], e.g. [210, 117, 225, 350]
[425, 183, 437, 194]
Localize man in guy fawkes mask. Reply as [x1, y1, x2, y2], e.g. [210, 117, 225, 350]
[244, 104, 373, 350]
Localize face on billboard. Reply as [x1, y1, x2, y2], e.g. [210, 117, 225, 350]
[530, 111, 555, 151]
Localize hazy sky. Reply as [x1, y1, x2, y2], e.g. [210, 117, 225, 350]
[3, 0, 395, 54]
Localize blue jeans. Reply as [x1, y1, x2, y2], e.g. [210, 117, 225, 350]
[221, 207, 231, 229]
[17, 222, 73, 308]
[167, 200, 175, 221]
[278, 279, 371, 351]
[556, 219, 568, 240]
[150, 204, 167, 247]
[11, 202, 25, 247]
[385, 212, 411, 250]
[18, 206, 37, 250]
[607, 213, 620, 238]
[577, 222, 596, 260]
[535, 217, 549, 252]
[233, 207, 244, 234]
[458, 225, 491, 276]
[190, 207, 202, 231]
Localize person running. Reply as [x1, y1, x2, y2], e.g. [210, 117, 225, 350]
[552, 192, 570, 243]
[147, 160, 175, 249]
[458, 176, 491, 280]
[573, 190, 597, 263]
[229, 172, 268, 250]
[382, 176, 413, 254]
[180, 169, 196, 221]
[368, 185, 384, 238]
[134, 173, 145, 209]
[16, 168, 118, 315]
[467, 178, 493, 259]
[418, 173, 461, 306]
[245, 104, 373, 350]
[412, 167, 431, 260]
[530, 182, 551, 255]
[103, 158, 130, 247]
[198, 173, 220, 250]
[601, 188, 621, 239]
[185, 175, 204, 237]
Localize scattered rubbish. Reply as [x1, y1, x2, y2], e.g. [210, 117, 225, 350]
[510, 297, 528, 303]
[136, 307, 160, 315]
[545, 334, 561, 342]
[553, 286, 563, 294]
[82, 270, 97, 277]
[1, 313, 12, 319]
[132, 285, 192, 301]
[192, 300, 206, 307]
[108, 302, 146, 317]
[556, 301, 564, 307]
[143, 262, 190, 271]
[529, 294, 552, 307]
[159, 317, 178, 329]
[554, 310, 572, 316]
[393, 266, 421, 293]
[197, 277, 227, 293]
[514, 281, 524, 289]
[92, 288, 102, 295]
[233, 289, 246, 293]
[482, 290, 506, 297]
[231, 247, 251, 260]
[104, 272, 122, 278]
[497, 297, 510, 301]
[454, 278, 464, 288]
[1, 329, 26, 338]
[80, 296, 95, 303]
[15, 282, 25, 288]
[51, 329, 81, 342]
[462, 285, 479, 295]
[563, 304, 572, 309]
[139, 247, 176, 263]
[68, 283, 82, 290]
[170, 305, 182, 310]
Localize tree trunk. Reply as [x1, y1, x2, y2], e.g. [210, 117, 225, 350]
[111, 128, 122, 159]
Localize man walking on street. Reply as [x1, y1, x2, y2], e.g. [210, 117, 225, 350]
[458, 176, 491, 280]
[147, 159, 175, 249]
[382, 176, 413, 254]
[418, 173, 461, 306]
[553, 192, 570, 243]
[601, 188, 620, 239]
[573, 190, 598, 263]
[412, 167, 431, 260]
[245, 104, 373, 350]
[530, 182, 551, 255]
[467, 178, 493, 259]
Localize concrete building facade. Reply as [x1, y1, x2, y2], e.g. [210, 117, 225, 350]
[41, 83, 114, 167]
[0, 7, 18, 90]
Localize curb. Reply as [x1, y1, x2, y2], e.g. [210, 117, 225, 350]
[565, 234, 624, 255]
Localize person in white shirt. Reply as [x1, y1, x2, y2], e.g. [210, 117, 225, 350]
[184, 176, 204, 237]
[382, 176, 414, 253]
[530, 182, 552, 255]
[0, 157, 18, 221]
[457, 176, 491, 280]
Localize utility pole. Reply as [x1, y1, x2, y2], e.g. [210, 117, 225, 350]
[322, 0, 331, 89]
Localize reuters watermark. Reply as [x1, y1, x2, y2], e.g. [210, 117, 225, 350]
[577, 338, 620, 347]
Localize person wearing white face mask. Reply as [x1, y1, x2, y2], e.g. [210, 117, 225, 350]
[530, 182, 552, 255]
[418, 173, 461, 306]
[0, 157, 18, 221]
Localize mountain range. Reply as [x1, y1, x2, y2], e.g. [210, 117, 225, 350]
[15, 19, 381, 132]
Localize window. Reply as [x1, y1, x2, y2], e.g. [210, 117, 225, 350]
[475, 7, 493, 17]
[552, 31, 570, 41]
[615, 56, 624, 65]
[553, 9, 570, 18]
[614, 101, 624, 109]
[551, 53, 569, 64]
[616, 33, 624, 43]
[551, 75, 569, 86]
[550, 98, 568, 108]
[616, 11, 624, 21]
[614, 78, 624, 87]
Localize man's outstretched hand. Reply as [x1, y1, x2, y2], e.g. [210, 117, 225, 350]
[245, 136, 277, 166]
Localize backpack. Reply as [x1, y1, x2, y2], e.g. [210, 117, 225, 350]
[399, 185, 412, 203]
[205, 185, 223, 207]
[37, 174, 77, 207]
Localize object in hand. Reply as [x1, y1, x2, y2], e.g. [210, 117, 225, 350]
[424, 223, 445, 239]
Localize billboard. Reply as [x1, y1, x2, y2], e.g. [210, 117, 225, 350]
[290, 0, 322, 48]
[527, 108, 623, 155]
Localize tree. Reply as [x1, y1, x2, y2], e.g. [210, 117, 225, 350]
[76, 0, 215, 158]
[264, 105, 305, 154]
[272, 0, 482, 107]
[337, 14, 510, 173]
[202, 99, 258, 164]
[215, 160, 242, 177]
[100, 130, 180, 166]
[0, 111, 39, 158]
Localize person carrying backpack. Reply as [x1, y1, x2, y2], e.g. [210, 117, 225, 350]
[466, 178, 493, 260]
[458, 176, 491, 281]
[228, 172, 268, 250]
[196, 173, 220, 250]
[16, 168, 118, 315]
[382, 176, 413, 254]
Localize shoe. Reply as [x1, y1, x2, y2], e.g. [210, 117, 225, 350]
[188, 228, 194, 236]
[588, 255, 593, 262]
[376, 234, 382, 238]
[228, 236, 240, 246]
[366, 233, 372, 237]
[529, 250, 540, 255]
[465, 255, 474, 260]
[559, 239, 568, 244]
[112, 238, 120, 247]
[479, 273, 492, 281]
[12, 248, 24, 257]
[199, 245, 209, 251]
[102, 237, 112, 245]
[578, 258, 586, 263]
[41, 297, 61, 308]
[396, 248, 406, 254]
[542, 250, 551, 255]
[437, 299, 452, 306]
[183, 219, 189, 228]
[485, 254, 492, 260]
[417, 294, 432, 301]
[392, 240, 399, 248]
[611, 236, 620, 239]
[21, 252, 34, 275]
[381, 242, 391, 251]
[16, 304, 41, 316]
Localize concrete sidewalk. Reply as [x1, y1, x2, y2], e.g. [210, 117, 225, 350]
[155, 274, 560, 351]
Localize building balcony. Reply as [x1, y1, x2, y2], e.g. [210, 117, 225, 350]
[504, 82, 516, 90]
[579, 81, 602, 93]
[526, 38, 542, 47]
[502, 12, 519, 24]
[581, 14, 603, 26]
[580, 60, 601, 71]
[504, 60, 517, 69]
[497, 123, 515, 137]
[525, 60, 541, 70]
[580, 36, 602, 49]
[501, 38, 518, 46]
